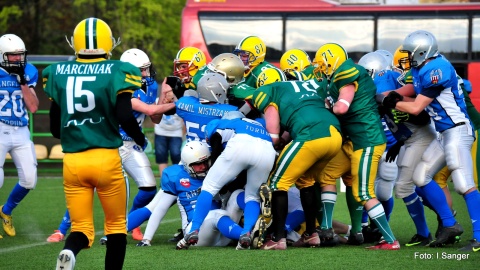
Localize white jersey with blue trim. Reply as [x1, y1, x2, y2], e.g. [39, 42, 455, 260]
[412, 55, 472, 133]
[374, 70, 401, 149]
[0, 63, 38, 126]
[161, 164, 217, 224]
[119, 79, 158, 140]
[175, 96, 237, 143]
[205, 118, 272, 148]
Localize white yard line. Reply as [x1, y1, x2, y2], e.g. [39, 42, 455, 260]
[0, 218, 181, 254]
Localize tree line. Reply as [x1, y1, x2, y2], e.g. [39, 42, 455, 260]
[1, 0, 186, 78]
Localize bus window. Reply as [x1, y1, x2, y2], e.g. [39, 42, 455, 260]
[286, 15, 374, 61]
[378, 15, 468, 61]
[473, 16, 480, 60]
[199, 14, 283, 61]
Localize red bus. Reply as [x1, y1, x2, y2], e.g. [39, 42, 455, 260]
[181, 0, 480, 107]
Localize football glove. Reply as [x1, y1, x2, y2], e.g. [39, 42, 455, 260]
[382, 91, 403, 109]
[385, 141, 404, 163]
[392, 109, 409, 124]
[9, 64, 27, 85]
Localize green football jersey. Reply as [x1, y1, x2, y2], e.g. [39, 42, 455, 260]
[326, 58, 386, 150]
[464, 88, 480, 130]
[43, 59, 143, 153]
[252, 80, 341, 141]
[187, 65, 209, 90]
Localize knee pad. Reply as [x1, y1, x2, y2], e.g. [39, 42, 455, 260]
[412, 161, 431, 187]
[377, 158, 398, 182]
[375, 178, 394, 201]
[451, 169, 475, 195]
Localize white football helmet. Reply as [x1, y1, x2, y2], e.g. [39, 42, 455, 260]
[197, 73, 229, 104]
[181, 141, 211, 179]
[358, 52, 389, 80]
[374, 49, 393, 70]
[120, 48, 156, 85]
[0, 34, 27, 72]
[401, 30, 438, 68]
[222, 111, 245, 120]
[207, 53, 245, 86]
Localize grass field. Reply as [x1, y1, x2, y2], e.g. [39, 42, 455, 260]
[0, 176, 477, 270]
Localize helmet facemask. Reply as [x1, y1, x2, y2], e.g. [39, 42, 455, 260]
[181, 141, 211, 179]
[1, 51, 27, 73]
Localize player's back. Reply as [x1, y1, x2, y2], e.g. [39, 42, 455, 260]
[253, 80, 340, 141]
[43, 59, 143, 152]
[175, 96, 237, 142]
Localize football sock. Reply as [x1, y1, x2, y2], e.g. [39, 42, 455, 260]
[320, 191, 336, 230]
[271, 191, 288, 240]
[414, 186, 435, 211]
[380, 196, 394, 221]
[241, 201, 260, 234]
[345, 186, 363, 233]
[300, 186, 317, 234]
[464, 190, 480, 240]
[236, 190, 246, 210]
[313, 183, 323, 225]
[105, 233, 126, 270]
[285, 210, 305, 233]
[190, 191, 214, 233]
[403, 192, 430, 237]
[58, 210, 71, 235]
[368, 202, 396, 243]
[420, 181, 455, 227]
[130, 187, 156, 213]
[217, 216, 242, 240]
[3, 183, 30, 214]
[127, 207, 152, 232]
[63, 231, 89, 256]
[361, 209, 369, 225]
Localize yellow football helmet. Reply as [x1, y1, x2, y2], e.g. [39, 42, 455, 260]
[233, 36, 266, 69]
[173, 47, 206, 83]
[256, 68, 286, 88]
[313, 43, 348, 80]
[280, 49, 311, 73]
[67, 17, 120, 58]
[393, 45, 410, 72]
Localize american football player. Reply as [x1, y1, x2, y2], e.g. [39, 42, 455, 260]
[0, 33, 39, 239]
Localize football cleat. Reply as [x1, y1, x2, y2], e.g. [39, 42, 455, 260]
[318, 228, 334, 242]
[47, 230, 65, 243]
[184, 230, 199, 245]
[251, 217, 268, 249]
[238, 232, 252, 249]
[56, 249, 76, 270]
[362, 225, 382, 243]
[458, 239, 480, 252]
[260, 238, 287, 250]
[0, 205, 15, 237]
[429, 222, 463, 247]
[292, 232, 320, 248]
[99, 236, 107, 245]
[405, 233, 432, 247]
[131, 227, 143, 241]
[366, 240, 400, 250]
[347, 231, 364, 245]
[176, 238, 189, 250]
[259, 184, 272, 218]
[236, 241, 251, 250]
[136, 240, 151, 247]
[168, 228, 184, 242]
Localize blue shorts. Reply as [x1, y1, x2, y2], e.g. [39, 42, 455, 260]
[155, 135, 182, 164]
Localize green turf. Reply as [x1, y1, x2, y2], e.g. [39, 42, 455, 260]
[0, 176, 477, 269]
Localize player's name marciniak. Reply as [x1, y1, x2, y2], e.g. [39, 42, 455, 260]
[177, 102, 232, 117]
[55, 63, 115, 75]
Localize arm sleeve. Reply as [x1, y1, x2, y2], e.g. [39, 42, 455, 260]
[49, 101, 61, 139]
[116, 92, 145, 146]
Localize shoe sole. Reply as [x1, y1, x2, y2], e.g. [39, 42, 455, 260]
[252, 218, 267, 249]
[259, 184, 272, 218]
